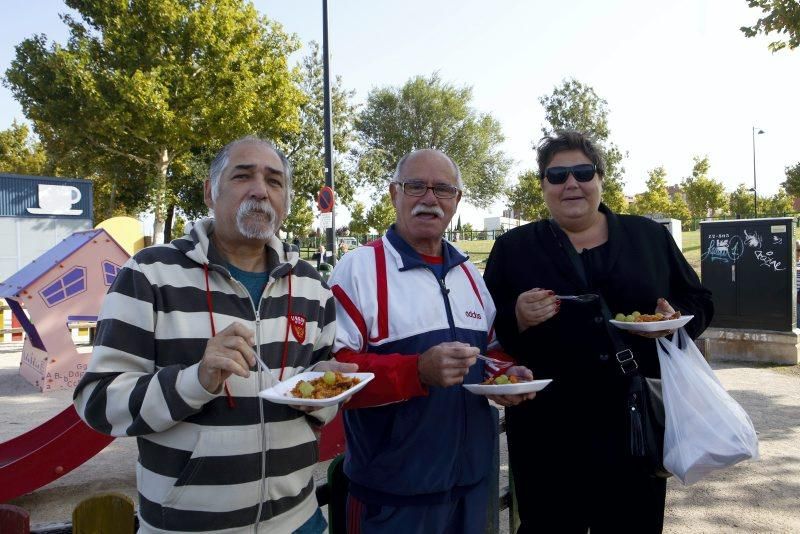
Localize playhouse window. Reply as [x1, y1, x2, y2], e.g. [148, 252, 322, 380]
[40, 266, 87, 306]
[102, 261, 121, 286]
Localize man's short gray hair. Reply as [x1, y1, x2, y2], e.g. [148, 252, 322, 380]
[209, 136, 293, 211]
[392, 149, 464, 190]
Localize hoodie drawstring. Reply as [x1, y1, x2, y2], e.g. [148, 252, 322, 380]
[204, 263, 236, 408]
[279, 271, 292, 381]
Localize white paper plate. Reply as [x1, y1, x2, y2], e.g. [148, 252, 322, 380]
[259, 372, 374, 407]
[463, 379, 552, 396]
[609, 315, 694, 333]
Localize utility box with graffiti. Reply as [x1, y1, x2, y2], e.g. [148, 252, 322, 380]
[701, 218, 794, 332]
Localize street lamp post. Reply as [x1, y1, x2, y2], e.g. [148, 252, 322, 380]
[752, 126, 765, 217]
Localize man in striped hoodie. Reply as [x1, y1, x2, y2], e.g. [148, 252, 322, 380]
[74, 136, 354, 533]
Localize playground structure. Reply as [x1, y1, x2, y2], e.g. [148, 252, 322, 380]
[0, 229, 129, 392]
[0, 223, 347, 506]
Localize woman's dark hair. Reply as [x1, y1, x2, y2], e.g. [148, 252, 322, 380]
[536, 130, 606, 179]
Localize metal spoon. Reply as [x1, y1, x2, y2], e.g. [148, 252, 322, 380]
[555, 294, 599, 303]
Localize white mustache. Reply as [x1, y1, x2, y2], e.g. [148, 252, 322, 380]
[411, 205, 444, 218]
[237, 199, 275, 220]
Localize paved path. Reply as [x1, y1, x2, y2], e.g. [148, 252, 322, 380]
[1, 344, 798, 532]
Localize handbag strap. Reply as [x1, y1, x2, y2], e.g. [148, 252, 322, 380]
[548, 220, 640, 377]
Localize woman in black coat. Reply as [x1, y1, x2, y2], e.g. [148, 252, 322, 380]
[484, 130, 713, 533]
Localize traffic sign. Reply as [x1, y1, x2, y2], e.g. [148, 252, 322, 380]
[317, 186, 335, 213]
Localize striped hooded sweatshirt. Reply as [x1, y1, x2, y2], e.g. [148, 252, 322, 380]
[73, 218, 337, 534]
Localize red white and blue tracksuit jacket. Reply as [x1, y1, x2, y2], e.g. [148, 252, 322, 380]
[329, 226, 503, 505]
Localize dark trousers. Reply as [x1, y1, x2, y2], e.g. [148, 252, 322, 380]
[508, 405, 666, 534]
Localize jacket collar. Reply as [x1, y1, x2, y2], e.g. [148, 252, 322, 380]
[175, 218, 299, 278]
[384, 224, 468, 273]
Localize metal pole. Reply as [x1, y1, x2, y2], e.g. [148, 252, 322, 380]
[752, 126, 758, 218]
[322, 0, 336, 265]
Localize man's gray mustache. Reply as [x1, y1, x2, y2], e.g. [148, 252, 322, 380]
[238, 200, 274, 218]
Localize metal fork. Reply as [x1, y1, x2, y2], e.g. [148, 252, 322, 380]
[555, 294, 599, 303]
[476, 354, 514, 368]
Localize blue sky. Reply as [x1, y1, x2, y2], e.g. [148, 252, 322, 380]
[3, 0, 799, 227]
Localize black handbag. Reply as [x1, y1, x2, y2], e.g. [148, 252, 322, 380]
[549, 221, 671, 478]
[600, 301, 671, 479]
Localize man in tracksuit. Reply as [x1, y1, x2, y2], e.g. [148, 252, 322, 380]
[328, 149, 536, 534]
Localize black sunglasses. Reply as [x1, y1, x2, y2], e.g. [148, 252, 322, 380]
[544, 164, 597, 185]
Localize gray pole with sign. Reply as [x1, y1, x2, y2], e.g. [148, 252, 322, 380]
[322, 0, 336, 265]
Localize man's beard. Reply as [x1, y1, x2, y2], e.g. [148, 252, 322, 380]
[236, 199, 278, 240]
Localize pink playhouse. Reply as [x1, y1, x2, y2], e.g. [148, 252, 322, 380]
[0, 229, 129, 392]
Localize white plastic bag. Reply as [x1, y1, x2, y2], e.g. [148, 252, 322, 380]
[656, 328, 759, 485]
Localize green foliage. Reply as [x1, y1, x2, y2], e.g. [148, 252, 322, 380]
[355, 73, 510, 209]
[365, 193, 396, 234]
[506, 170, 549, 222]
[782, 161, 800, 197]
[283, 200, 315, 240]
[681, 156, 727, 219]
[667, 194, 692, 229]
[171, 214, 186, 238]
[4, 0, 303, 242]
[761, 188, 794, 215]
[348, 201, 370, 235]
[740, 0, 800, 52]
[280, 41, 358, 236]
[729, 183, 756, 216]
[461, 222, 475, 233]
[0, 121, 48, 175]
[629, 166, 672, 217]
[538, 78, 627, 212]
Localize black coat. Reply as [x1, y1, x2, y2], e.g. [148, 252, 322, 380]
[484, 206, 713, 530]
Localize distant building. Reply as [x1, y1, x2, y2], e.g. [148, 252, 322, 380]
[0, 173, 93, 282]
[484, 215, 529, 232]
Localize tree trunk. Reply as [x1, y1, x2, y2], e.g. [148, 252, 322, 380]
[107, 177, 117, 220]
[152, 148, 169, 244]
[164, 203, 175, 243]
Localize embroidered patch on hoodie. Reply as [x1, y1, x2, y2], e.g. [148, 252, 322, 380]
[289, 314, 306, 343]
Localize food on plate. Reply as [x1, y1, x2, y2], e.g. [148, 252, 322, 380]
[289, 372, 361, 399]
[481, 374, 527, 386]
[614, 310, 682, 323]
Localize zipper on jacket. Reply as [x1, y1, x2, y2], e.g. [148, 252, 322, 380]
[435, 272, 458, 340]
[228, 277, 268, 532]
[433, 266, 470, 487]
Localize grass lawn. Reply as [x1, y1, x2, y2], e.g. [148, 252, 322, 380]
[454, 230, 704, 276]
[682, 229, 701, 275]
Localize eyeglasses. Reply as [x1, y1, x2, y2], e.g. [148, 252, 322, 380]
[393, 181, 460, 199]
[544, 164, 597, 185]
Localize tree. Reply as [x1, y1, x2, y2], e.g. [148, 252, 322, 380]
[781, 162, 800, 197]
[506, 170, 549, 222]
[356, 73, 510, 209]
[667, 194, 692, 229]
[280, 41, 359, 236]
[538, 78, 627, 212]
[0, 120, 47, 175]
[629, 166, 671, 216]
[348, 201, 370, 235]
[741, 0, 800, 52]
[4, 0, 303, 243]
[761, 188, 794, 215]
[729, 183, 756, 216]
[681, 156, 727, 219]
[365, 193, 396, 234]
